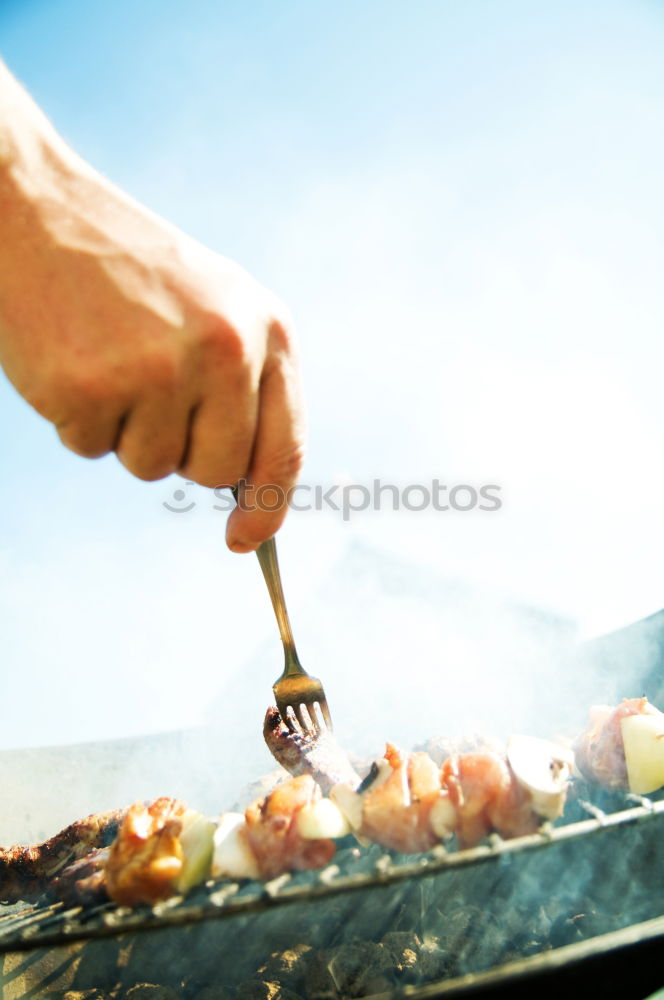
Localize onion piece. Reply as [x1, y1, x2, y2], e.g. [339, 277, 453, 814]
[329, 784, 364, 832]
[507, 735, 574, 819]
[621, 713, 664, 794]
[429, 793, 457, 839]
[174, 809, 215, 893]
[212, 813, 260, 881]
[296, 798, 351, 840]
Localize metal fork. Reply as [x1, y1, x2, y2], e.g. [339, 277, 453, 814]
[254, 536, 333, 733]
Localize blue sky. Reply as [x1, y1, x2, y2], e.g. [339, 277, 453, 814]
[1, 0, 663, 753]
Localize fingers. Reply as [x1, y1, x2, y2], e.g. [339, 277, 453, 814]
[53, 286, 304, 528]
[178, 381, 258, 488]
[57, 408, 126, 460]
[226, 336, 306, 553]
[115, 390, 193, 481]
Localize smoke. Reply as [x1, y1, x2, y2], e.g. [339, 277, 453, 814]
[2, 520, 663, 846]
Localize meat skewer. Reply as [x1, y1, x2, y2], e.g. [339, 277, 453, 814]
[102, 777, 339, 904]
[13, 695, 664, 910]
[0, 780, 342, 907]
[264, 708, 573, 852]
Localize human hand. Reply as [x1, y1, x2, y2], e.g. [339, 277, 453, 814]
[0, 66, 304, 551]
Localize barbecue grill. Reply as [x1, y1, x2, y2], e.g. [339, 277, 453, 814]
[2, 609, 664, 999]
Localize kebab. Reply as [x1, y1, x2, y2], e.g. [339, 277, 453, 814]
[8, 696, 664, 908]
[264, 707, 573, 852]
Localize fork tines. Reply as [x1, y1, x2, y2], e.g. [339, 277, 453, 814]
[274, 676, 333, 735]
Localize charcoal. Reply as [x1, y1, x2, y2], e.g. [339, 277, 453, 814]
[304, 942, 395, 999]
[380, 930, 420, 973]
[235, 982, 303, 1000]
[62, 993, 112, 1000]
[121, 987, 180, 1000]
[40, 994, 111, 1000]
[434, 903, 481, 953]
[257, 944, 312, 989]
[549, 910, 608, 949]
[301, 950, 338, 999]
[416, 938, 453, 981]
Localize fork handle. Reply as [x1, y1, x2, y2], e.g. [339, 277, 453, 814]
[255, 537, 306, 676]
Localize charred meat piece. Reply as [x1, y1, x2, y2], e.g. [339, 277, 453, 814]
[104, 797, 188, 906]
[263, 707, 361, 794]
[0, 806, 128, 904]
[105, 798, 217, 906]
[47, 846, 110, 905]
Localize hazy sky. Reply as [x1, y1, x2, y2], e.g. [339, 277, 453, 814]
[1, 0, 663, 750]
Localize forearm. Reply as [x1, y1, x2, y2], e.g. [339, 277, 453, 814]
[0, 62, 170, 376]
[0, 60, 71, 190]
[0, 60, 171, 267]
[0, 60, 77, 297]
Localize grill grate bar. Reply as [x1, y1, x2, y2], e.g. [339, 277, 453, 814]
[0, 901, 64, 936]
[2, 793, 664, 954]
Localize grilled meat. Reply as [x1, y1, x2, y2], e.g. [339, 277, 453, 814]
[352, 744, 444, 853]
[266, 709, 570, 851]
[574, 697, 661, 789]
[263, 707, 361, 794]
[104, 797, 188, 906]
[48, 846, 110, 905]
[0, 806, 127, 903]
[441, 752, 540, 847]
[244, 774, 336, 880]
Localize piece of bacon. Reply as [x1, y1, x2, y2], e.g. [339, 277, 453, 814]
[244, 774, 336, 880]
[359, 744, 444, 853]
[574, 697, 661, 789]
[441, 752, 539, 848]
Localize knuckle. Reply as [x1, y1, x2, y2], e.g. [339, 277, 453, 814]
[198, 316, 249, 369]
[142, 349, 179, 393]
[268, 310, 298, 357]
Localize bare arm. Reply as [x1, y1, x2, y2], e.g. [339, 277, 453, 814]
[0, 61, 305, 551]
